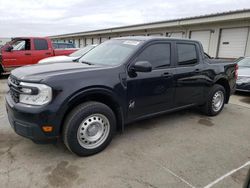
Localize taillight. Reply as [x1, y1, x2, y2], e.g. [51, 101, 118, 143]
[235, 63, 238, 80]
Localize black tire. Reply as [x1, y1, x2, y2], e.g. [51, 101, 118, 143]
[200, 84, 226, 116]
[63, 101, 116, 156]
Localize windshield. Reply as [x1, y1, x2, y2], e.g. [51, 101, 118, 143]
[237, 58, 250, 67]
[79, 39, 141, 66]
[69, 45, 95, 57]
[204, 52, 211, 59]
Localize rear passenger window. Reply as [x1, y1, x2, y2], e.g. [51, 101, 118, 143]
[34, 39, 48, 50]
[67, 43, 74, 48]
[177, 43, 198, 65]
[59, 44, 67, 48]
[136, 43, 171, 69]
[53, 43, 58, 49]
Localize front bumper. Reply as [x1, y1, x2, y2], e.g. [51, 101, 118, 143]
[5, 93, 60, 144]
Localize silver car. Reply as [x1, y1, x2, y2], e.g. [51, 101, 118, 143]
[38, 44, 97, 64]
[236, 57, 250, 92]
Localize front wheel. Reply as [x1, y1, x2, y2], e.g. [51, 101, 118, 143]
[201, 84, 226, 116]
[63, 102, 116, 156]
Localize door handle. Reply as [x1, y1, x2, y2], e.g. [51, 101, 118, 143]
[162, 72, 172, 77]
[45, 52, 51, 55]
[194, 69, 200, 73]
[25, 53, 31, 56]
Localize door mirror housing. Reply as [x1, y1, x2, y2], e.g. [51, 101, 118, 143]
[131, 61, 152, 73]
[5, 45, 13, 52]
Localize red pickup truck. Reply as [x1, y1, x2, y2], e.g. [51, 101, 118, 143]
[0, 37, 77, 75]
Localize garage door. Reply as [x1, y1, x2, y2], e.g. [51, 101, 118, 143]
[218, 28, 249, 58]
[74, 39, 80, 48]
[80, 39, 84, 48]
[190, 30, 211, 53]
[101, 37, 109, 43]
[93, 38, 100, 44]
[169, 32, 183, 38]
[86, 38, 92, 45]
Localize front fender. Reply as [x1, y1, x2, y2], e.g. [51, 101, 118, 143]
[56, 86, 125, 133]
[67, 86, 122, 106]
[58, 85, 125, 119]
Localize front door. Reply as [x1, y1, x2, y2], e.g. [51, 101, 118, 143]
[127, 42, 175, 120]
[2, 39, 33, 69]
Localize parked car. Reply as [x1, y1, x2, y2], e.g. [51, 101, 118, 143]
[52, 42, 75, 49]
[6, 37, 237, 156]
[38, 45, 97, 64]
[0, 37, 77, 75]
[236, 57, 250, 92]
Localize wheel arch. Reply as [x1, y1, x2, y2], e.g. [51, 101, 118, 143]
[60, 87, 125, 134]
[214, 78, 230, 104]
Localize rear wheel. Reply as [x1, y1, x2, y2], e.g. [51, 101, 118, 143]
[201, 84, 226, 116]
[63, 101, 116, 156]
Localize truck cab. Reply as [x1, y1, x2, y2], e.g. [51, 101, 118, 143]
[0, 37, 76, 74]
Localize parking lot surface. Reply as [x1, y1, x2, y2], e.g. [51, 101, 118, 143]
[0, 76, 250, 188]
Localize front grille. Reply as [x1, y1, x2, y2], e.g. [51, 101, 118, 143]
[8, 75, 20, 103]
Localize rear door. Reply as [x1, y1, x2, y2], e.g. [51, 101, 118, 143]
[127, 41, 175, 119]
[173, 42, 204, 107]
[31, 38, 53, 64]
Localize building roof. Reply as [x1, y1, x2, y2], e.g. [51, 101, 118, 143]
[50, 9, 250, 39]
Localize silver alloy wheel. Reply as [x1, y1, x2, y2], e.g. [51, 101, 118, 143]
[77, 114, 110, 149]
[212, 91, 224, 112]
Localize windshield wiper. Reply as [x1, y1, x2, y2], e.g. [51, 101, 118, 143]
[81, 61, 94, 65]
[73, 58, 80, 62]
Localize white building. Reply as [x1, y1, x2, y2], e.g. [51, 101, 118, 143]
[51, 9, 250, 59]
[0, 38, 11, 46]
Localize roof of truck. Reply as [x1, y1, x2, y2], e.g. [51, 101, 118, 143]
[12, 37, 50, 40]
[114, 36, 198, 43]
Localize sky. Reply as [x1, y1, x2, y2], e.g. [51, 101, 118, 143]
[0, 0, 249, 38]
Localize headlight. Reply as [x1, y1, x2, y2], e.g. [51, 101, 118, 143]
[19, 82, 52, 106]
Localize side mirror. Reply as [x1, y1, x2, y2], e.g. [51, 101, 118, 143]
[5, 46, 13, 52]
[131, 61, 152, 73]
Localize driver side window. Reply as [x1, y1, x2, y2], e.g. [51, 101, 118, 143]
[12, 40, 31, 51]
[136, 43, 171, 69]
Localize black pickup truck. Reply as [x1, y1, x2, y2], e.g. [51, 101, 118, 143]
[6, 37, 237, 156]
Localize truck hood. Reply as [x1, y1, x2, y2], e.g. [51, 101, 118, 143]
[11, 62, 103, 82]
[238, 67, 250, 77]
[38, 56, 78, 64]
